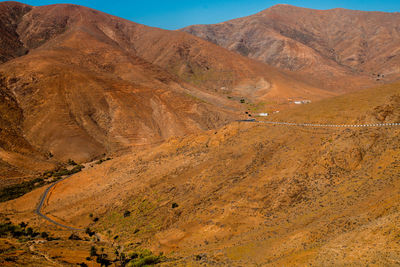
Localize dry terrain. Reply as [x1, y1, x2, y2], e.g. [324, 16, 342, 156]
[1, 82, 399, 266]
[182, 4, 400, 91]
[0, 2, 400, 266]
[0, 2, 335, 182]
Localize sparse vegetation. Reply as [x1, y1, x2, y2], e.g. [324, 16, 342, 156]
[40, 231, 49, 239]
[96, 157, 112, 165]
[126, 249, 164, 267]
[86, 227, 95, 237]
[96, 253, 111, 266]
[67, 159, 78, 166]
[88, 246, 113, 266]
[68, 233, 82, 240]
[53, 165, 84, 177]
[0, 222, 55, 241]
[0, 178, 45, 202]
[90, 246, 97, 257]
[0, 164, 85, 202]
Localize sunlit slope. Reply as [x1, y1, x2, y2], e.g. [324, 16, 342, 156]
[3, 81, 399, 265]
[269, 81, 400, 125]
[182, 4, 400, 92]
[0, 2, 336, 178]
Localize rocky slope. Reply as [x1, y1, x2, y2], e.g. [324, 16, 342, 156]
[0, 2, 336, 180]
[0, 2, 31, 63]
[182, 4, 400, 91]
[2, 82, 399, 266]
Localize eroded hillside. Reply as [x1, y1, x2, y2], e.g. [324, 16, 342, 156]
[0, 2, 336, 181]
[182, 4, 400, 91]
[1, 82, 399, 266]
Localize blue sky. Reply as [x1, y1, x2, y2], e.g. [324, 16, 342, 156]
[7, 0, 400, 29]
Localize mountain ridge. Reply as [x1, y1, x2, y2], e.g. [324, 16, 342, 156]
[181, 4, 400, 91]
[0, 2, 334, 180]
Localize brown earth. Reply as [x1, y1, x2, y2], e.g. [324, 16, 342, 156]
[0, 2, 336, 181]
[0, 2, 31, 63]
[0, 2, 399, 266]
[1, 82, 399, 266]
[182, 4, 400, 91]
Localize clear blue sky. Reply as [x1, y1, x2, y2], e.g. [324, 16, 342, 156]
[7, 0, 400, 29]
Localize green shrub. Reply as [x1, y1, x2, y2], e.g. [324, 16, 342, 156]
[126, 250, 164, 267]
[0, 178, 45, 202]
[128, 255, 161, 267]
[0, 222, 42, 239]
[67, 159, 78, 166]
[53, 168, 70, 177]
[70, 165, 84, 174]
[96, 253, 111, 266]
[96, 157, 112, 165]
[86, 227, 95, 237]
[90, 246, 97, 257]
[41, 232, 49, 238]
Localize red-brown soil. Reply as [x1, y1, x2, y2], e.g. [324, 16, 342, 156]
[0, 2, 335, 181]
[182, 4, 400, 91]
[1, 82, 399, 266]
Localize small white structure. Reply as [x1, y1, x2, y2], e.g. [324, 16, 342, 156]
[258, 113, 269, 117]
[294, 100, 311, 104]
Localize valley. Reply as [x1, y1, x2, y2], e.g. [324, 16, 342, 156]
[0, 1, 399, 266]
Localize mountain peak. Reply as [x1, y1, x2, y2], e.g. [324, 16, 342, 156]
[0, 1, 31, 8]
[181, 4, 400, 91]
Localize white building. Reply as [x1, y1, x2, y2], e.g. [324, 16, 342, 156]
[294, 100, 311, 104]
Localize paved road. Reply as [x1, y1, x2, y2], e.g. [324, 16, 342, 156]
[238, 119, 400, 128]
[35, 119, 398, 230]
[35, 175, 83, 231]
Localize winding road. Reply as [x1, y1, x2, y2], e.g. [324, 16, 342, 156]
[35, 119, 399, 230]
[238, 119, 400, 128]
[35, 175, 83, 231]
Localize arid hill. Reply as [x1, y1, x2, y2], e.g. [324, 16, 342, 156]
[0, 2, 399, 266]
[182, 4, 400, 91]
[0, 2, 336, 180]
[1, 81, 399, 265]
[0, 2, 31, 63]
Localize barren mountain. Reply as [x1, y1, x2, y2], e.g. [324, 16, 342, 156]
[182, 4, 400, 91]
[1, 3, 399, 265]
[1, 81, 399, 266]
[0, 2, 338, 179]
[0, 2, 30, 63]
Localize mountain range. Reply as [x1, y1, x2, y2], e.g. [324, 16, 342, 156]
[182, 4, 400, 91]
[0, 2, 399, 266]
[0, 2, 338, 179]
